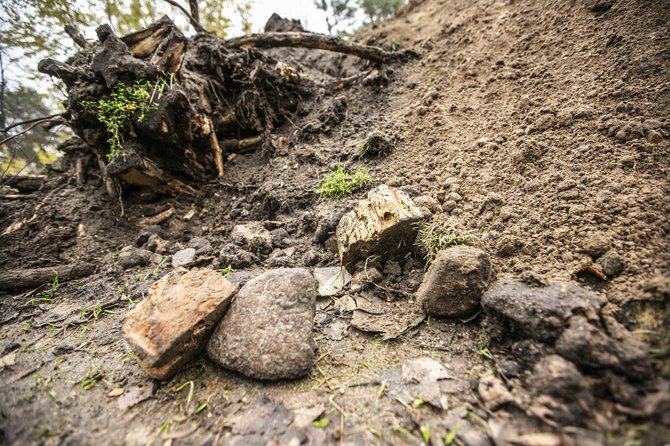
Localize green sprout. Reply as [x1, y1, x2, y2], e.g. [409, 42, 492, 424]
[80, 370, 103, 390]
[319, 166, 374, 199]
[216, 266, 234, 276]
[81, 78, 167, 161]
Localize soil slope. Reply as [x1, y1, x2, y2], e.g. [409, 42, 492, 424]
[0, 0, 668, 445]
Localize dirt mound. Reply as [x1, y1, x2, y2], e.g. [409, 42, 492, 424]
[1, 0, 669, 445]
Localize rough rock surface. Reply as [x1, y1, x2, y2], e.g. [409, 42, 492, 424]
[336, 184, 423, 267]
[417, 246, 492, 317]
[207, 268, 318, 380]
[481, 278, 607, 341]
[556, 315, 651, 380]
[171, 248, 196, 268]
[231, 222, 273, 255]
[117, 245, 153, 269]
[483, 278, 652, 380]
[122, 268, 236, 380]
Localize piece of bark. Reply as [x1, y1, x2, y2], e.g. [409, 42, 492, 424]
[0, 264, 95, 291]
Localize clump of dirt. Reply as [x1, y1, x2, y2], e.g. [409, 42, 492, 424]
[1, 0, 669, 445]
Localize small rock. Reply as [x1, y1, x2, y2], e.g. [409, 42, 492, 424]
[583, 233, 611, 258]
[497, 235, 523, 257]
[207, 268, 318, 380]
[598, 250, 624, 276]
[146, 234, 171, 254]
[482, 279, 607, 342]
[219, 243, 255, 269]
[417, 246, 492, 317]
[117, 246, 153, 269]
[302, 249, 321, 266]
[531, 114, 556, 132]
[646, 129, 663, 144]
[187, 237, 212, 255]
[447, 192, 462, 202]
[413, 195, 442, 216]
[270, 228, 290, 248]
[172, 248, 196, 268]
[529, 355, 589, 399]
[231, 222, 273, 255]
[383, 260, 402, 276]
[123, 268, 236, 380]
[478, 374, 514, 410]
[336, 185, 423, 267]
[556, 315, 651, 380]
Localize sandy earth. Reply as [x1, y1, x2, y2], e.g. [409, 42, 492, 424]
[0, 0, 668, 444]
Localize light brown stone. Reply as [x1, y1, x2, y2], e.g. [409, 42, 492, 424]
[122, 268, 236, 380]
[335, 184, 423, 267]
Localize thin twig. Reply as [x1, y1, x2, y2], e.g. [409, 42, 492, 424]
[0, 118, 65, 146]
[159, 0, 207, 34]
[0, 113, 63, 133]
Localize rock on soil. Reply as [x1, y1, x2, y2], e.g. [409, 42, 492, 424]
[482, 278, 652, 380]
[231, 222, 273, 255]
[171, 247, 196, 268]
[207, 268, 318, 380]
[481, 278, 607, 342]
[116, 245, 154, 269]
[336, 184, 423, 267]
[417, 246, 492, 317]
[122, 268, 237, 380]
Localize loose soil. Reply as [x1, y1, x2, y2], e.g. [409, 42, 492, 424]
[1, 0, 668, 445]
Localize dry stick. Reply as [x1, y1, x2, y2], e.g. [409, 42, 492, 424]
[206, 117, 224, 178]
[64, 25, 90, 49]
[159, 0, 207, 34]
[0, 114, 63, 135]
[224, 32, 398, 64]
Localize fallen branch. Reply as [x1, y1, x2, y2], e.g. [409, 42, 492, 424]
[224, 32, 399, 64]
[0, 264, 95, 291]
[1, 175, 45, 192]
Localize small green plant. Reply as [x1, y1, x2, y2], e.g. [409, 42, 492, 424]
[319, 166, 374, 199]
[173, 380, 194, 405]
[157, 420, 172, 434]
[420, 425, 431, 443]
[22, 272, 59, 307]
[195, 396, 210, 414]
[216, 266, 234, 276]
[444, 423, 464, 445]
[414, 220, 475, 266]
[312, 418, 330, 428]
[79, 370, 103, 390]
[81, 78, 167, 161]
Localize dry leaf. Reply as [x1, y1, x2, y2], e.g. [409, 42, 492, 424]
[108, 388, 124, 397]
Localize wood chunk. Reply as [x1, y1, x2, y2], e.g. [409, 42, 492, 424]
[335, 184, 424, 267]
[0, 264, 95, 291]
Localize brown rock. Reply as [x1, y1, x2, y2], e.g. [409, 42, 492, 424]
[583, 233, 611, 258]
[336, 184, 423, 267]
[417, 246, 492, 317]
[122, 268, 236, 380]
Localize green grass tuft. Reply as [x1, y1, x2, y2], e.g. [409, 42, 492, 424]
[414, 220, 475, 266]
[319, 166, 374, 199]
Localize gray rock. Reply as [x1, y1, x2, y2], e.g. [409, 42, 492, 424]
[529, 355, 589, 398]
[231, 222, 273, 255]
[172, 248, 196, 268]
[219, 243, 255, 269]
[302, 250, 321, 266]
[270, 228, 290, 248]
[207, 268, 318, 380]
[417, 246, 492, 318]
[117, 245, 153, 269]
[187, 236, 213, 255]
[481, 279, 607, 342]
[598, 250, 624, 276]
[556, 315, 651, 380]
